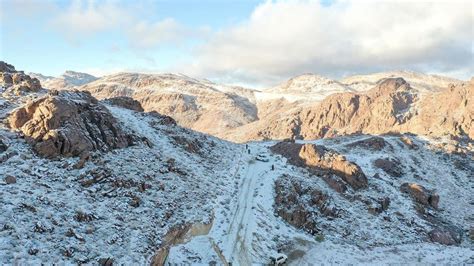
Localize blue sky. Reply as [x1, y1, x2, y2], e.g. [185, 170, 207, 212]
[1, 0, 263, 76]
[0, 0, 472, 86]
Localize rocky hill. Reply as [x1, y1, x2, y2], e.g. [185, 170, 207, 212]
[31, 71, 98, 90]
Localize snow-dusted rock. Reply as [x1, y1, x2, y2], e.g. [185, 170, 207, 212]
[8, 90, 132, 157]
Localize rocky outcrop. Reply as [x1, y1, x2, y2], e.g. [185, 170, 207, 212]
[346, 136, 388, 151]
[429, 227, 462, 245]
[0, 139, 7, 153]
[1, 61, 42, 95]
[102, 96, 144, 112]
[299, 144, 368, 189]
[274, 175, 337, 235]
[400, 183, 439, 209]
[8, 90, 132, 157]
[374, 158, 404, 177]
[271, 142, 368, 190]
[0, 62, 16, 73]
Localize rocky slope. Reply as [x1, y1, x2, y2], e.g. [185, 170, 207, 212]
[0, 64, 245, 264]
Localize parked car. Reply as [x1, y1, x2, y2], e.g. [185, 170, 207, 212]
[270, 253, 288, 265]
[255, 154, 269, 162]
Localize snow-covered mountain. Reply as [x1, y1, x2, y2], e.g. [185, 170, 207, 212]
[1, 62, 472, 264]
[342, 70, 461, 93]
[77, 72, 259, 137]
[31, 70, 98, 90]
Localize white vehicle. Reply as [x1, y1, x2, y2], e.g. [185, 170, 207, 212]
[270, 253, 288, 265]
[255, 153, 269, 162]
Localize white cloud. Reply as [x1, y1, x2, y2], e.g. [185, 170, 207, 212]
[128, 18, 188, 49]
[48, 0, 191, 48]
[50, 0, 132, 37]
[183, 0, 473, 85]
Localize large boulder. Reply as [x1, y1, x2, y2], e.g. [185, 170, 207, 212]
[102, 96, 144, 112]
[299, 144, 368, 190]
[429, 227, 462, 245]
[400, 183, 439, 209]
[8, 90, 132, 157]
[373, 157, 404, 177]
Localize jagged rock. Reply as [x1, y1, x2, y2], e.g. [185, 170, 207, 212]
[274, 176, 337, 235]
[400, 183, 439, 209]
[369, 197, 391, 214]
[1, 64, 42, 95]
[8, 91, 133, 158]
[148, 111, 177, 126]
[374, 158, 404, 177]
[429, 227, 461, 245]
[299, 144, 368, 190]
[102, 96, 144, 112]
[0, 61, 16, 73]
[4, 175, 16, 184]
[346, 136, 388, 151]
[271, 142, 367, 190]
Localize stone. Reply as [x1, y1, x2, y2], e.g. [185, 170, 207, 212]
[374, 158, 404, 177]
[5, 175, 16, 184]
[429, 227, 461, 245]
[299, 144, 368, 189]
[400, 183, 439, 209]
[102, 96, 144, 112]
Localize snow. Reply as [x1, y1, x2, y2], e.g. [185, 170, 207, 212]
[0, 104, 244, 264]
[0, 83, 472, 264]
[165, 136, 473, 265]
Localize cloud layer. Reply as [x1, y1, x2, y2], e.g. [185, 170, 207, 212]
[183, 0, 473, 84]
[2, 0, 472, 85]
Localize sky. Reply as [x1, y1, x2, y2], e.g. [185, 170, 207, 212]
[0, 0, 472, 87]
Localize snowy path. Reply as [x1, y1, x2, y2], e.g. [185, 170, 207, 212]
[165, 144, 273, 265]
[226, 158, 267, 265]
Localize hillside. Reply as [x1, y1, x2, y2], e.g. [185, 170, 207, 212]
[31, 71, 98, 90]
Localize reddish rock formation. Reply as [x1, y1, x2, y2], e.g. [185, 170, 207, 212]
[8, 90, 132, 157]
[271, 142, 368, 190]
[400, 183, 439, 209]
[0, 62, 42, 95]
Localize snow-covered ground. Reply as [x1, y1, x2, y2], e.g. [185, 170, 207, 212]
[165, 136, 473, 265]
[0, 104, 244, 264]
